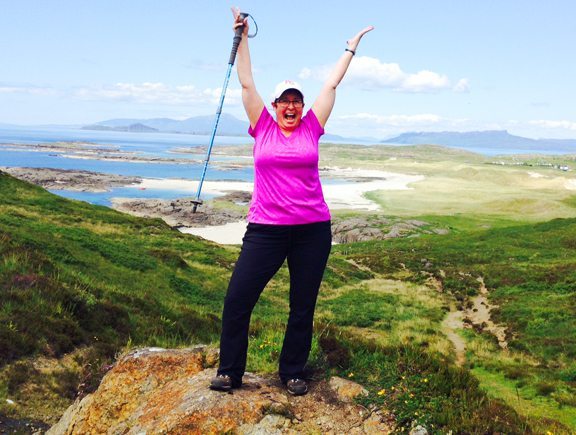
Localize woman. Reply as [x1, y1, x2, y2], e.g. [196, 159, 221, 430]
[210, 8, 373, 396]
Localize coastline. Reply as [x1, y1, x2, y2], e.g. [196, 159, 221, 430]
[129, 169, 424, 244]
[132, 167, 424, 211]
[1, 155, 427, 245]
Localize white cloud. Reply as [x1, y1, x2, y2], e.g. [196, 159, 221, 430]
[298, 67, 312, 80]
[0, 85, 57, 96]
[529, 119, 576, 131]
[339, 113, 443, 127]
[327, 111, 476, 138]
[299, 56, 467, 93]
[345, 57, 405, 88]
[401, 70, 450, 92]
[453, 78, 470, 93]
[73, 82, 242, 106]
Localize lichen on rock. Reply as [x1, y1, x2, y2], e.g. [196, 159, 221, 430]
[48, 347, 393, 434]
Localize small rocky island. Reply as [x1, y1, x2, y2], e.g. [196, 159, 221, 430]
[0, 167, 142, 192]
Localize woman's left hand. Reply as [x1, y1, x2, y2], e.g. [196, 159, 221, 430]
[347, 26, 374, 51]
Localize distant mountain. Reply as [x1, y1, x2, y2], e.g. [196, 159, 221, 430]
[382, 130, 576, 153]
[84, 115, 374, 142]
[88, 114, 250, 136]
[82, 123, 158, 133]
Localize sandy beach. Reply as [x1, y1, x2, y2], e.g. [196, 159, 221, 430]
[132, 168, 423, 211]
[179, 220, 248, 245]
[131, 168, 424, 244]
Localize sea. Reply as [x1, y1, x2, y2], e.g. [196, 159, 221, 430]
[0, 126, 260, 206]
[0, 126, 572, 207]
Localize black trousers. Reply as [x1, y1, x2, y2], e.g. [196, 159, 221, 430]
[217, 220, 332, 385]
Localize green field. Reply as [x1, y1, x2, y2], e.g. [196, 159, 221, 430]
[1, 144, 575, 433]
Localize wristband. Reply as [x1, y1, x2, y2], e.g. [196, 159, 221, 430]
[345, 48, 356, 55]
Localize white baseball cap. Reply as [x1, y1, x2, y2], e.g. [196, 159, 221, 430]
[273, 80, 304, 100]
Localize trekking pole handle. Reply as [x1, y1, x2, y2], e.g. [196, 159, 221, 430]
[229, 12, 249, 65]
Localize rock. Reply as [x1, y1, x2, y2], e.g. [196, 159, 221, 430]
[48, 347, 394, 434]
[433, 228, 450, 235]
[218, 190, 252, 204]
[334, 227, 385, 243]
[328, 376, 369, 403]
[410, 424, 429, 435]
[238, 414, 291, 434]
[363, 412, 392, 434]
[405, 220, 428, 227]
[1, 167, 141, 192]
[384, 226, 404, 239]
[331, 217, 387, 243]
[112, 197, 245, 228]
[330, 216, 443, 243]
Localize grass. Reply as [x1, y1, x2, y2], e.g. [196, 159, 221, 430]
[2, 147, 576, 434]
[472, 367, 576, 433]
[317, 279, 449, 350]
[317, 329, 532, 434]
[0, 170, 370, 425]
[331, 218, 576, 432]
[319, 143, 576, 223]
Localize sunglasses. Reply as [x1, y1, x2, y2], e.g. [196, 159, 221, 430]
[275, 98, 304, 108]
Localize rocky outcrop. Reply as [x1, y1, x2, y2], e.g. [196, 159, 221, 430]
[111, 197, 245, 228]
[331, 216, 435, 243]
[48, 347, 393, 434]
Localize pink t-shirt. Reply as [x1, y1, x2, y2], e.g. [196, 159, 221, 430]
[247, 108, 331, 225]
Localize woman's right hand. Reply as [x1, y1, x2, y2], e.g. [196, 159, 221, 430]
[231, 7, 249, 37]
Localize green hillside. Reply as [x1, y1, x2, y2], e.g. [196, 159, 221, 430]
[336, 218, 576, 430]
[1, 170, 575, 433]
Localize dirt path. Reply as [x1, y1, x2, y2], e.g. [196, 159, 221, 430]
[441, 276, 509, 366]
[441, 307, 467, 366]
[468, 277, 509, 349]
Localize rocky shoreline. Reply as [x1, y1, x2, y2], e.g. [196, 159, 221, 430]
[0, 141, 251, 167]
[111, 194, 249, 228]
[2, 166, 446, 243]
[0, 167, 142, 192]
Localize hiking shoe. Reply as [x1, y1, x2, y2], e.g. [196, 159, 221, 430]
[209, 374, 234, 392]
[286, 378, 308, 396]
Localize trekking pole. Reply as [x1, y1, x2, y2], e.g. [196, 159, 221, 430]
[192, 12, 257, 213]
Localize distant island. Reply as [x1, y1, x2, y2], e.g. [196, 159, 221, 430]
[82, 123, 158, 133]
[79, 113, 369, 143]
[83, 114, 250, 136]
[382, 130, 576, 153]
[81, 115, 576, 153]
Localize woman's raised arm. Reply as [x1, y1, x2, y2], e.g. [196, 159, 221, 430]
[232, 7, 265, 128]
[311, 26, 374, 128]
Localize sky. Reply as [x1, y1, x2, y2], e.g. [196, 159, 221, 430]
[1, 0, 576, 140]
